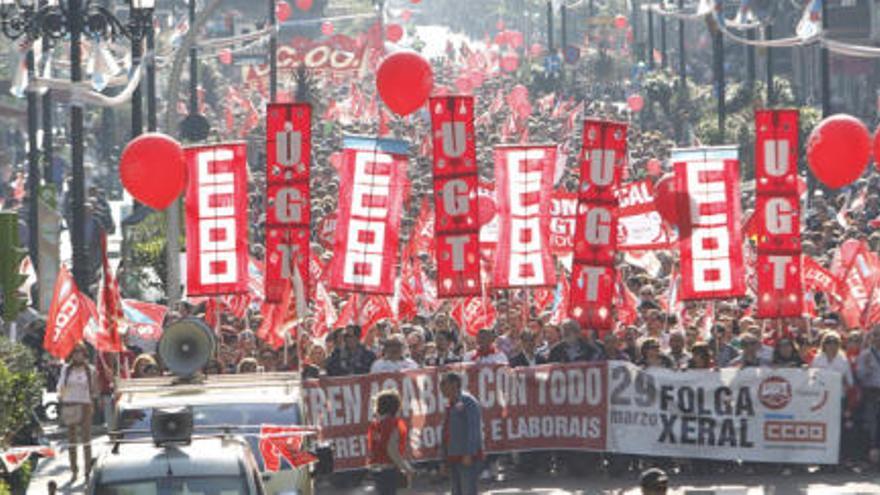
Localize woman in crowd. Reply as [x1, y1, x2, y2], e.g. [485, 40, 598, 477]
[367, 390, 415, 494]
[59, 343, 98, 483]
[772, 337, 804, 368]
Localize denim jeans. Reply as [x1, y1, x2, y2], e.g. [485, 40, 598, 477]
[450, 461, 480, 495]
[373, 467, 399, 495]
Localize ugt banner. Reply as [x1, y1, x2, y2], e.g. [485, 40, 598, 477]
[302, 362, 608, 470]
[754, 109, 802, 318]
[265, 103, 312, 303]
[328, 136, 409, 295]
[430, 96, 481, 297]
[671, 146, 746, 300]
[493, 145, 557, 288]
[185, 143, 249, 297]
[605, 361, 841, 464]
[570, 120, 627, 331]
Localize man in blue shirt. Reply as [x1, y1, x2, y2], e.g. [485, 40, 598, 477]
[440, 371, 483, 495]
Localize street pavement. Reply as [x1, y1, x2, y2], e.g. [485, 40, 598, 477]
[29, 434, 880, 495]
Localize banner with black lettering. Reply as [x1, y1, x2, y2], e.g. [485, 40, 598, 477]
[754, 110, 802, 318]
[328, 136, 409, 295]
[265, 103, 311, 303]
[493, 145, 557, 288]
[672, 146, 746, 300]
[606, 361, 841, 464]
[302, 362, 608, 471]
[569, 120, 627, 331]
[430, 96, 481, 297]
[185, 143, 249, 297]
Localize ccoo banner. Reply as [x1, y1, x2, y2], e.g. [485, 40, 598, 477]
[493, 145, 557, 288]
[672, 147, 745, 300]
[265, 103, 312, 303]
[605, 362, 841, 464]
[430, 96, 481, 297]
[328, 136, 409, 295]
[185, 143, 249, 297]
[569, 120, 627, 331]
[754, 110, 802, 318]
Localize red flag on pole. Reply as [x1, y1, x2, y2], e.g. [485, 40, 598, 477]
[43, 266, 87, 359]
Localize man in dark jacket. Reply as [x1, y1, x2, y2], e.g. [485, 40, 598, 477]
[548, 320, 603, 363]
[509, 331, 547, 367]
[440, 372, 483, 495]
[325, 325, 376, 376]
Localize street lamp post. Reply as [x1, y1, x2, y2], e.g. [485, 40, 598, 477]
[0, 0, 155, 293]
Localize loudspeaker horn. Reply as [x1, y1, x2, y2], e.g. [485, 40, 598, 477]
[158, 318, 214, 378]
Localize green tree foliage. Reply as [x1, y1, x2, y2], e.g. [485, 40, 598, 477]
[0, 337, 43, 448]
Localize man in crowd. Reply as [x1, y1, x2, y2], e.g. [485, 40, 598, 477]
[371, 335, 419, 373]
[464, 328, 509, 365]
[856, 327, 880, 465]
[440, 371, 483, 495]
[326, 325, 376, 376]
[548, 320, 603, 363]
[510, 330, 547, 367]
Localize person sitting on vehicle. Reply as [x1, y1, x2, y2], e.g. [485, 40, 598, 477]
[371, 335, 418, 374]
[236, 357, 258, 374]
[131, 353, 160, 378]
[640, 467, 669, 495]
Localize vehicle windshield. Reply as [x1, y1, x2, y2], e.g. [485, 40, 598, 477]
[95, 476, 248, 495]
[116, 403, 303, 470]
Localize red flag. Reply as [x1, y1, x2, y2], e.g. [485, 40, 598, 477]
[98, 237, 123, 352]
[258, 425, 317, 472]
[257, 281, 292, 350]
[452, 295, 497, 336]
[43, 266, 87, 359]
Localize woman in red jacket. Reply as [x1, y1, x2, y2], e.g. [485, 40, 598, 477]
[368, 390, 415, 494]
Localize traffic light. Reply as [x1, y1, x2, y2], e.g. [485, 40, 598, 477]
[0, 212, 29, 322]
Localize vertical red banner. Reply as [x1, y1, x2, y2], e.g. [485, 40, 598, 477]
[185, 143, 249, 297]
[754, 109, 802, 318]
[673, 148, 746, 300]
[569, 120, 627, 332]
[429, 96, 481, 297]
[328, 136, 409, 295]
[265, 103, 312, 303]
[493, 145, 557, 288]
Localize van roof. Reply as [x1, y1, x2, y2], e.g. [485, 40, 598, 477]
[116, 372, 302, 410]
[95, 437, 249, 484]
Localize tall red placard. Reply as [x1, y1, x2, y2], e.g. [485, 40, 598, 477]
[569, 120, 627, 332]
[492, 145, 557, 289]
[430, 96, 481, 297]
[185, 143, 249, 297]
[265, 103, 311, 303]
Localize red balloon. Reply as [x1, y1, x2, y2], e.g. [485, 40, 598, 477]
[494, 31, 510, 46]
[321, 21, 334, 35]
[478, 195, 497, 227]
[275, 1, 292, 22]
[386, 24, 404, 42]
[653, 174, 680, 226]
[217, 48, 233, 65]
[496, 20, 505, 31]
[120, 133, 186, 210]
[873, 125, 880, 172]
[294, 0, 312, 10]
[807, 114, 871, 189]
[410, 0, 421, 3]
[627, 94, 645, 113]
[614, 14, 628, 30]
[500, 52, 520, 72]
[376, 51, 434, 116]
[400, 9, 412, 22]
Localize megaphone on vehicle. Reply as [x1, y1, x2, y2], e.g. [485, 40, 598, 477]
[158, 318, 214, 379]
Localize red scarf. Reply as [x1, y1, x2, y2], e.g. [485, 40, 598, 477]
[475, 344, 496, 359]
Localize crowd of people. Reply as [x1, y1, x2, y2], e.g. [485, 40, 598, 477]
[5, 3, 880, 492]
